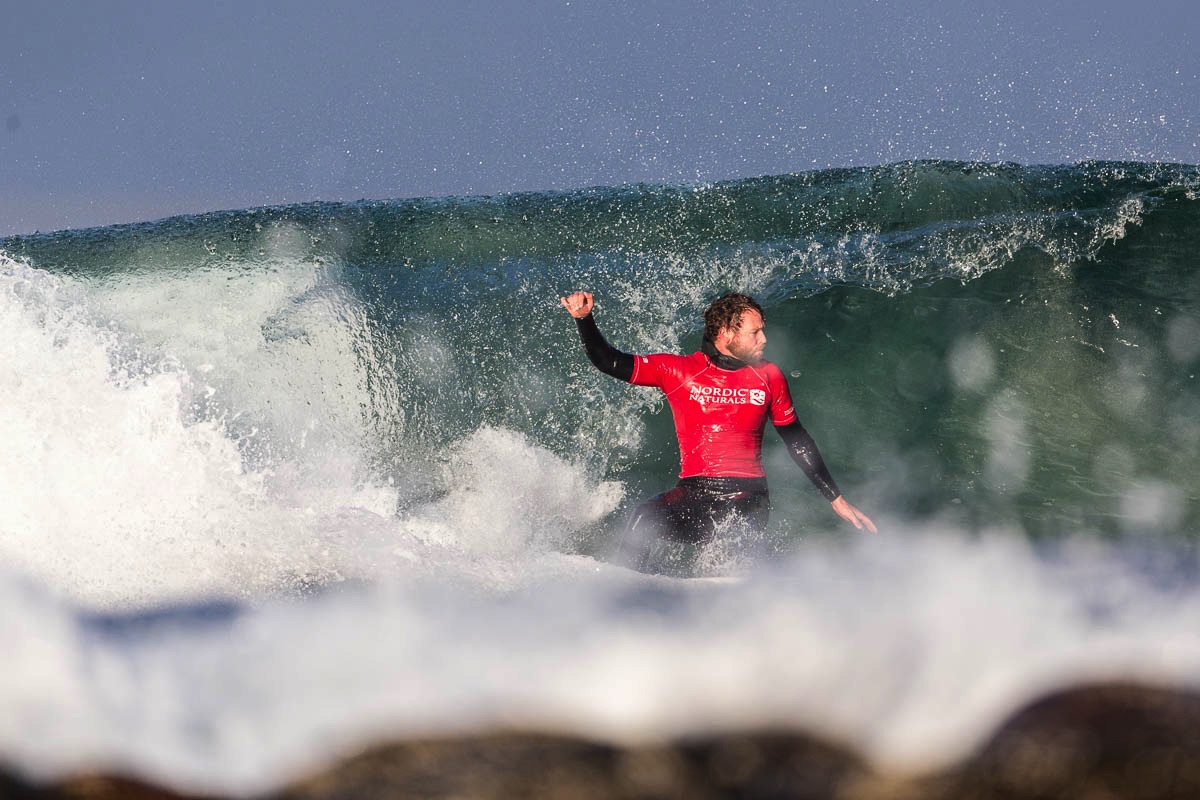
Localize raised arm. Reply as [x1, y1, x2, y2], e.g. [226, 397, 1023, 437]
[776, 421, 877, 533]
[560, 291, 635, 382]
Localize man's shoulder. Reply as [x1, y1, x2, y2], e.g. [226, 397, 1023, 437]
[635, 351, 693, 367]
[755, 358, 786, 376]
[629, 350, 694, 385]
[750, 359, 791, 386]
[636, 350, 708, 366]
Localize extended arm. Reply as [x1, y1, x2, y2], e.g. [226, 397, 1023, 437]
[561, 291, 635, 382]
[776, 421, 841, 500]
[776, 421, 878, 532]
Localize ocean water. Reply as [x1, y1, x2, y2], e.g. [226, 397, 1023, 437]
[2, 160, 1200, 793]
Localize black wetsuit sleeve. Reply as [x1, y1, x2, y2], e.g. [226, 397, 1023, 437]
[574, 313, 635, 382]
[775, 421, 842, 502]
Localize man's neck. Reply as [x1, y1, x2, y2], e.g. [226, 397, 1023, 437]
[701, 337, 749, 370]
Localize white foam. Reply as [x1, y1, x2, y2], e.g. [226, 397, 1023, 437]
[2, 527, 1199, 795]
[0, 253, 626, 606]
[84, 235, 376, 481]
[0, 253, 400, 605]
[408, 426, 623, 557]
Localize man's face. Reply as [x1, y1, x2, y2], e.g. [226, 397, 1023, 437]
[720, 310, 767, 364]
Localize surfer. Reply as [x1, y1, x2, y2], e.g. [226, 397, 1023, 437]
[561, 290, 876, 572]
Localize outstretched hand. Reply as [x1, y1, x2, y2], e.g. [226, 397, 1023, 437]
[560, 291, 594, 319]
[831, 496, 878, 533]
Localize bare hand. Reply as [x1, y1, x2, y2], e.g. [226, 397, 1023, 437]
[831, 496, 878, 533]
[560, 291, 595, 319]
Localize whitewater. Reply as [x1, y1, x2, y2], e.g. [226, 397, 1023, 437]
[2, 160, 1199, 795]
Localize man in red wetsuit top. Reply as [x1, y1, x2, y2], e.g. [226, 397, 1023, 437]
[561, 290, 876, 573]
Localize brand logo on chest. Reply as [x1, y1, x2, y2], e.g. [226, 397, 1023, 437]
[688, 384, 767, 406]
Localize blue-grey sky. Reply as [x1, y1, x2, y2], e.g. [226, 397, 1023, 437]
[2, 0, 1196, 236]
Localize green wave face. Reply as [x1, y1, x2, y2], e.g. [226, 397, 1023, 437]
[4, 160, 1199, 542]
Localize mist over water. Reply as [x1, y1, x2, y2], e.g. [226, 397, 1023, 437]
[1, 160, 1199, 792]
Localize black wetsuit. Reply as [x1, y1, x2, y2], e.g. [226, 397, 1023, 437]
[573, 314, 841, 572]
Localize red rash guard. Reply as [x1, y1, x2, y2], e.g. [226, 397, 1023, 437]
[629, 352, 798, 478]
[572, 312, 841, 501]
